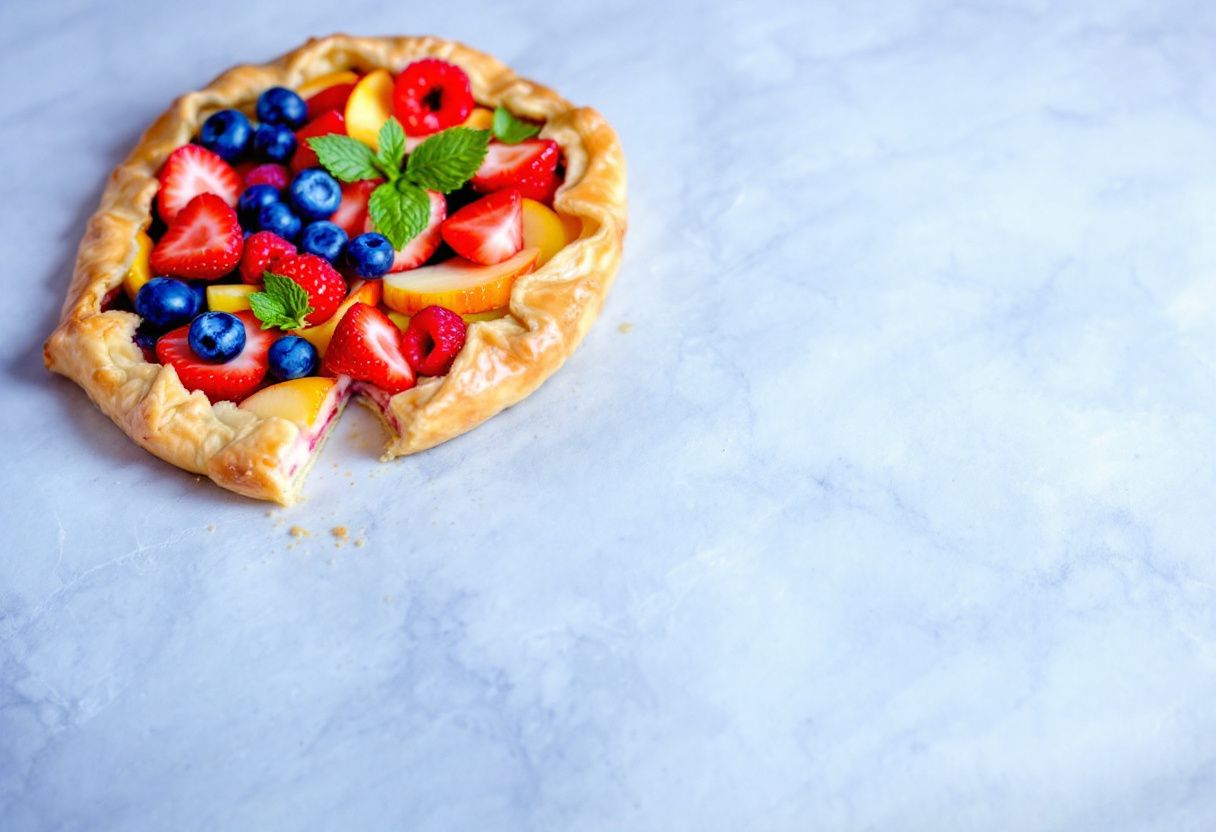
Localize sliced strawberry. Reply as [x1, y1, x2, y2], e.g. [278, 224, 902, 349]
[291, 110, 346, 173]
[306, 83, 356, 121]
[239, 231, 297, 284]
[365, 190, 446, 272]
[470, 139, 561, 203]
[322, 303, 415, 394]
[331, 179, 382, 238]
[155, 310, 275, 402]
[150, 194, 243, 280]
[271, 253, 348, 325]
[440, 189, 523, 265]
[157, 145, 242, 224]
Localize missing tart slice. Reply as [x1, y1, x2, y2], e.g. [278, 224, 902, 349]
[44, 35, 626, 503]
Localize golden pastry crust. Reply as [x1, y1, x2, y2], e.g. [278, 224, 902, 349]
[43, 34, 627, 504]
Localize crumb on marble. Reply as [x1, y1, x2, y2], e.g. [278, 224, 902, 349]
[354, 538, 365, 548]
[206, 524, 216, 533]
[289, 525, 311, 539]
[332, 526, 348, 539]
[617, 322, 634, 333]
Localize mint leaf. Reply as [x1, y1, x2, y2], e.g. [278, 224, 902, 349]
[308, 135, 381, 182]
[368, 183, 431, 250]
[406, 127, 491, 193]
[376, 117, 407, 175]
[492, 106, 541, 144]
[249, 272, 314, 330]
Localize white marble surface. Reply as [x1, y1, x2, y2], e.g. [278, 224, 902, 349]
[3, 0, 1216, 828]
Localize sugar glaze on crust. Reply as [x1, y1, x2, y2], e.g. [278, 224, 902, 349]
[43, 35, 628, 504]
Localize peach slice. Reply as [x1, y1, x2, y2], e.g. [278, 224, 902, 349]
[206, 284, 259, 313]
[521, 198, 580, 266]
[292, 279, 382, 356]
[240, 377, 338, 428]
[382, 248, 540, 316]
[404, 106, 495, 152]
[297, 70, 359, 99]
[344, 69, 394, 149]
[122, 230, 153, 301]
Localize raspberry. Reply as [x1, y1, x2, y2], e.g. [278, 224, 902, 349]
[392, 59, 474, 137]
[244, 163, 291, 189]
[239, 231, 297, 284]
[400, 305, 467, 376]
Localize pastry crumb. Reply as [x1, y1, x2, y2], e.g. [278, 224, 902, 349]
[289, 525, 311, 539]
[331, 526, 348, 539]
[206, 524, 216, 533]
[354, 538, 365, 548]
[617, 322, 633, 333]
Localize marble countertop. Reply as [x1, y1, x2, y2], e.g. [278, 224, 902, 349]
[4, 0, 1215, 828]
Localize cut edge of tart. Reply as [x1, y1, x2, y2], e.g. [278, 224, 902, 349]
[44, 34, 626, 505]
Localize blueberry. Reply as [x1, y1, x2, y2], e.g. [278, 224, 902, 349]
[187, 281, 209, 312]
[199, 109, 252, 161]
[299, 221, 348, 262]
[256, 87, 308, 130]
[189, 312, 246, 362]
[258, 201, 302, 241]
[268, 336, 319, 381]
[253, 123, 297, 163]
[238, 184, 282, 227]
[135, 277, 203, 329]
[288, 169, 342, 221]
[345, 232, 394, 278]
[133, 324, 159, 356]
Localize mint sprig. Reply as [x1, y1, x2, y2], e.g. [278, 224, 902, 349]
[492, 106, 541, 144]
[307, 117, 490, 249]
[249, 273, 313, 330]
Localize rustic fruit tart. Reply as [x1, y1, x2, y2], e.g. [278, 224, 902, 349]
[44, 36, 626, 504]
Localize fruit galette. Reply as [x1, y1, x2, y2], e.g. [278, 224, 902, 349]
[44, 36, 626, 504]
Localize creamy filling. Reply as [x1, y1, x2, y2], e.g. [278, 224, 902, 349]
[282, 376, 353, 478]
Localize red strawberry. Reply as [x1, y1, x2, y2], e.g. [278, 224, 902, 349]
[157, 144, 242, 223]
[366, 190, 446, 272]
[271, 253, 347, 325]
[292, 110, 346, 173]
[440, 189, 523, 265]
[239, 231, 297, 284]
[470, 139, 561, 203]
[392, 59, 474, 137]
[322, 303, 415, 393]
[244, 163, 291, 189]
[155, 311, 275, 402]
[331, 179, 382, 238]
[401, 306, 467, 377]
[306, 83, 356, 121]
[150, 193, 243, 280]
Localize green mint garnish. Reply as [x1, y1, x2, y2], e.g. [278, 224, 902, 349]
[307, 118, 490, 250]
[249, 272, 313, 330]
[492, 105, 541, 144]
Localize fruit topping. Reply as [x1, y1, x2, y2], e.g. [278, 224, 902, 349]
[441, 188, 523, 265]
[240, 377, 339, 427]
[370, 189, 446, 272]
[291, 110, 346, 173]
[344, 69, 395, 149]
[122, 230, 154, 301]
[288, 169, 341, 221]
[253, 123, 297, 164]
[189, 311, 246, 362]
[257, 87, 309, 130]
[156, 144, 242, 224]
[260, 254, 346, 326]
[400, 305, 467, 377]
[299, 221, 348, 263]
[243, 163, 291, 189]
[238, 184, 282, 228]
[321, 303, 415, 394]
[258, 201, 302, 242]
[206, 284, 259, 313]
[392, 59, 474, 137]
[344, 232, 394, 278]
[155, 310, 274, 402]
[306, 82, 356, 122]
[199, 109, 253, 161]
[382, 246, 539, 315]
[135, 277, 204, 329]
[292, 280, 381, 356]
[150, 193, 243, 280]
[239, 230, 297, 284]
[329, 179, 380, 237]
[521, 198, 578, 265]
[470, 139, 561, 203]
[267, 335, 320, 381]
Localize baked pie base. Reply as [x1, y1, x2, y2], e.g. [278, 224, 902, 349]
[43, 35, 627, 504]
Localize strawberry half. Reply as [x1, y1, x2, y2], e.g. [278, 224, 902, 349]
[272, 253, 348, 325]
[292, 110, 346, 173]
[239, 231, 297, 284]
[155, 310, 275, 402]
[157, 144, 242, 223]
[331, 179, 382, 238]
[150, 193, 243, 280]
[470, 139, 561, 203]
[366, 190, 446, 272]
[322, 303, 415, 394]
[306, 83, 356, 121]
[440, 189, 523, 265]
